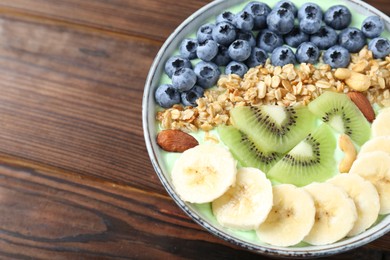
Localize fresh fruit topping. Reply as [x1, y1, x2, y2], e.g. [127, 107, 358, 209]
[308, 91, 371, 146]
[359, 136, 390, 157]
[171, 144, 237, 203]
[244, 1, 271, 30]
[164, 56, 192, 78]
[303, 182, 357, 245]
[216, 11, 235, 24]
[212, 45, 231, 66]
[171, 67, 197, 92]
[157, 129, 198, 153]
[327, 174, 380, 236]
[196, 39, 219, 62]
[194, 61, 221, 88]
[310, 26, 338, 50]
[233, 10, 254, 32]
[218, 125, 282, 173]
[349, 151, 390, 215]
[212, 22, 237, 46]
[225, 61, 248, 77]
[236, 31, 256, 47]
[179, 38, 198, 60]
[295, 42, 320, 64]
[267, 123, 337, 187]
[338, 134, 357, 173]
[283, 27, 309, 48]
[298, 2, 322, 20]
[334, 68, 370, 91]
[197, 23, 215, 43]
[256, 184, 315, 247]
[323, 5, 352, 30]
[266, 7, 295, 35]
[347, 92, 375, 122]
[154, 84, 181, 108]
[246, 47, 268, 68]
[271, 46, 296, 67]
[212, 167, 273, 230]
[181, 85, 204, 107]
[323, 45, 351, 68]
[256, 29, 284, 53]
[372, 107, 390, 137]
[228, 39, 252, 62]
[230, 105, 317, 154]
[361, 16, 385, 39]
[368, 37, 390, 59]
[274, 0, 298, 17]
[299, 15, 321, 35]
[338, 27, 367, 53]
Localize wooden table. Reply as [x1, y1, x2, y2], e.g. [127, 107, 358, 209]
[0, 0, 388, 259]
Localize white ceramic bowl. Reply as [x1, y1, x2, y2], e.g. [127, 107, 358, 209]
[143, 0, 390, 257]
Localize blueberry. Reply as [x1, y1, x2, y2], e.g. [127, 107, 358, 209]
[194, 61, 221, 88]
[244, 1, 271, 30]
[212, 22, 237, 46]
[310, 26, 338, 50]
[212, 45, 231, 66]
[256, 29, 284, 53]
[274, 0, 298, 17]
[179, 38, 198, 60]
[196, 39, 218, 61]
[237, 31, 256, 47]
[284, 27, 309, 48]
[324, 5, 351, 30]
[295, 42, 320, 64]
[155, 84, 180, 108]
[338, 27, 366, 53]
[164, 56, 192, 78]
[216, 11, 235, 24]
[246, 47, 268, 68]
[361, 16, 385, 39]
[266, 8, 295, 35]
[323, 45, 350, 68]
[368, 37, 390, 59]
[271, 46, 296, 66]
[233, 10, 254, 32]
[298, 3, 322, 20]
[225, 61, 248, 77]
[228, 40, 251, 62]
[171, 68, 197, 92]
[181, 85, 204, 107]
[299, 17, 321, 34]
[197, 23, 215, 43]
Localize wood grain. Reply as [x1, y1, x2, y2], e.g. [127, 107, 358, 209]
[0, 0, 388, 259]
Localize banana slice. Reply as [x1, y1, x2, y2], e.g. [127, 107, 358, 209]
[327, 174, 380, 236]
[372, 107, 390, 137]
[212, 167, 273, 230]
[171, 144, 237, 203]
[256, 184, 315, 247]
[359, 136, 390, 156]
[349, 151, 390, 214]
[303, 182, 357, 246]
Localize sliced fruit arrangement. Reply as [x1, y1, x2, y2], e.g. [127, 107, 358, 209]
[308, 91, 371, 146]
[372, 107, 390, 137]
[217, 125, 282, 173]
[230, 104, 317, 153]
[212, 167, 273, 230]
[267, 123, 337, 186]
[256, 184, 315, 247]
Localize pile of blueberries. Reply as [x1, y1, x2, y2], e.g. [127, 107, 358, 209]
[155, 0, 390, 108]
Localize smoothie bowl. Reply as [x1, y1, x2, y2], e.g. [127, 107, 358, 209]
[143, 0, 390, 257]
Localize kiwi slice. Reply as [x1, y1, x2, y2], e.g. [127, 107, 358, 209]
[218, 125, 282, 173]
[267, 123, 337, 187]
[308, 91, 371, 146]
[229, 105, 317, 154]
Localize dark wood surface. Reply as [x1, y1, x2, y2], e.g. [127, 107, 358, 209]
[0, 0, 388, 259]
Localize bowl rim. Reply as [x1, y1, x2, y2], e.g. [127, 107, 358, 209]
[142, 0, 390, 257]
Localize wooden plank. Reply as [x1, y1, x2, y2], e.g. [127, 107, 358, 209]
[0, 0, 212, 42]
[0, 13, 164, 192]
[0, 163, 388, 258]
